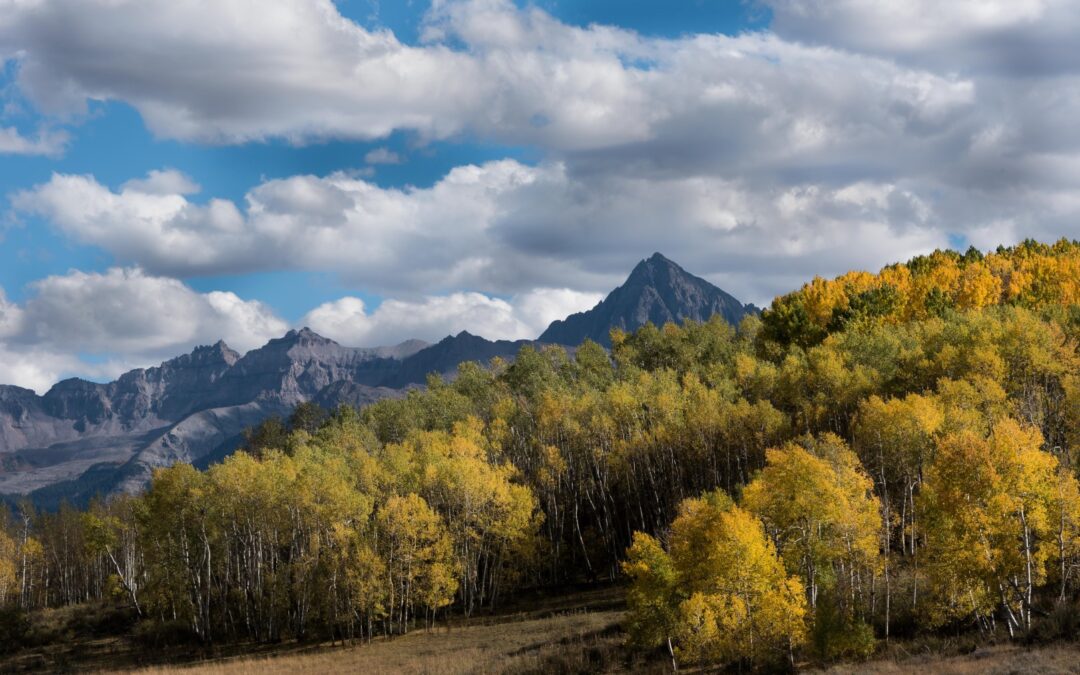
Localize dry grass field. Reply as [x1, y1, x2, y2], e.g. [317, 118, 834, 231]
[120, 635, 1080, 675]
[821, 643, 1080, 674]
[122, 609, 630, 675]
[0, 586, 654, 674]
[4, 587, 1080, 674]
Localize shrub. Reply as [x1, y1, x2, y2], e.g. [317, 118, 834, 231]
[0, 605, 30, 653]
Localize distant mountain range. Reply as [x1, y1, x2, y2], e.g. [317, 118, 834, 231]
[0, 254, 757, 506]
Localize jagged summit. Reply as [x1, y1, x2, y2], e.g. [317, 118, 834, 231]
[172, 340, 241, 367]
[538, 253, 756, 347]
[628, 252, 687, 283]
[267, 327, 340, 350]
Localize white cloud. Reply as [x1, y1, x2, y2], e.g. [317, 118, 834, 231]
[0, 0, 975, 158]
[364, 147, 402, 165]
[0, 269, 290, 392]
[0, 344, 82, 394]
[763, 0, 1080, 75]
[13, 171, 250, 277]
[0, 289, 114, 392]
[302, 288, 602, 346]
[12, 161, 980, 305]
[0, 125, 68, 156]
[0, 266, 291, 393]
[15, 268, 288, 354]
[121, 169, 201, 196]
[12, 0, 1074, 293]
[514, 289, 603, 334]
[0, 289, 24, 341]
[1, 0, 483, 144]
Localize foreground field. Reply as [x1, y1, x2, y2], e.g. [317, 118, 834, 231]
[0, 587, 650, 674]
[127, 639, 1080, 675]
[125, 609, 630, 675]
[119, 628, 1080, 675]
[822, 643, 1080, 674]
[4, 586, 1080, 673]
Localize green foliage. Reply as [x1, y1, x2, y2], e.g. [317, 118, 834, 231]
[811, 597, 877, 661]
[0, 605, 29, 653]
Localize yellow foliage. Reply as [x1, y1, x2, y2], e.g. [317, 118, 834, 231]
[919, 419, 1074, 631]
[743, 434, 882, 609]
[764, 239, 1080, 340]
[624, 491, 807, 668]
[670, 493, 807, 665]
[0, 527, 16, 605]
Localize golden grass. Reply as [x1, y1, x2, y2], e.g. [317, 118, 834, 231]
[7, 586, 1079, 674]
[819, 643, 1080, 674]
[122, 632, 1080, 675]
[112, 609, 627, 675]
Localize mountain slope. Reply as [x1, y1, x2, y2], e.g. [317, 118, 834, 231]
[539, 253, 757, 347]
[1, 254, 755, 505]
[0, 332, 437, 502]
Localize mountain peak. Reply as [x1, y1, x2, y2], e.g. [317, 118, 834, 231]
[539, 254, 755, 347]
[195, 339, 240, 362]
[155, 340, 241, 371]
[628, 252, 686, 283]
[278, 327, 338, 347]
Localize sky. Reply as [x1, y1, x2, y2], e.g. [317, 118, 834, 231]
[1, 0, 1079, 393]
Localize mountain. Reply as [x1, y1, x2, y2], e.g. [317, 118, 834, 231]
[540, 253, 758, 347]
[0, 254, 754, 507]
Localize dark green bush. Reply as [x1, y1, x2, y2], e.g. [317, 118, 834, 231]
[0, 605, 30, 653]
[811, 598, 877, 661]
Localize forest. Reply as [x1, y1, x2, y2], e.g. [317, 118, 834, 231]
[3, 239, 1080, 670]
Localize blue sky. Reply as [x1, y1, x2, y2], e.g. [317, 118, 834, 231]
[0, 0, 1078, 391]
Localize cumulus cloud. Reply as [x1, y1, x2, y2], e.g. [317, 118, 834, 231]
[0, 125, 68, 156]
[9, 161, 997, 305]
[764, 0, 1080, 75]
[10, 0, 1069, 302]
[0, 344, 85, 395]
[13, 268, 288, 354]
[0, 269, 290, 391]
[302, 288, 602, 346]
[121, 169, 201, 196]
[0, 0, 480, 144]
[364, 147, 402, 165]
[0, 289, 23, 339]
[0, 0, 974, 158]
[10, 0, 1074, 296]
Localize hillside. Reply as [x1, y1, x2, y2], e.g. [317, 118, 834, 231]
[0, 255, 753, 506]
